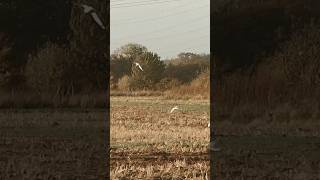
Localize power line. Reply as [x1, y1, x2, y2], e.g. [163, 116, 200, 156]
[110, 0, 175, 4]
[110, 0, 127, 1]
[111, 14, 209, 40]
[111, 0, 187, 7]
[111, 0, 188, 8]
[111, 0, 196, 20]
[111, 0, 182, 5]
[113, 4, 208, 24]
[112, 3, 209, 26]
[110, 0, 210, 58]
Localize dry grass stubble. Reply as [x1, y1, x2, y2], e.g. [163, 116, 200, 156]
[110, 96, 210, 179]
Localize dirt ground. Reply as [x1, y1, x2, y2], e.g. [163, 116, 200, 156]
[0, 109, 107, 179]
[213, 135, 320, 179]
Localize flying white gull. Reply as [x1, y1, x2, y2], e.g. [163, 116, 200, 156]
[81, 4, 94, 13]
[134, 62, 144, 71]
[77, 4, 106, 30]
[170, 106, 179, 113]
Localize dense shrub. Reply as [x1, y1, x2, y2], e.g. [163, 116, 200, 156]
[190, 68, 210, 90]
[25, 42, 73, 96]
[117, 75, 130, 91]
[164, 53, 209, 83]
[277, 22, 320, 87]
[110, 43, 149, 85]
[163, 69, 210, 99]
[215, 21, 320, 120]
[156, 78, 182, 90]
[130, 51, 165, 90]
[110, 54, 132, 85]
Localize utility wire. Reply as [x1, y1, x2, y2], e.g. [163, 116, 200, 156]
[111, 0, 188, 8]
[111, 0, 184, 5]
[112, 0, 197, 20]
[112, 3, 209, 25]
[111, 14, 209, 40]
[111, 0, 208, 4]
[111, 0, 187, 7]
[110, 0, 210, 58]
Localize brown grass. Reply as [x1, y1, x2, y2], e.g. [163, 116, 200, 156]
[110, 96, 210, 179]
[111, 69, 209, 100]
[163, 70, 210, 100]
[110, 90, 163, 97]
[215, 22, 320, 123]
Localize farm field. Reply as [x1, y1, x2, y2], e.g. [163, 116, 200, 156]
[213, 114, 320, 179]
[111, 96, 320, 179]
[0, 109, 107, 179]
[2, 96, 319, 179]
[213, 135, 320, 179]
[110, 96, 210, 179]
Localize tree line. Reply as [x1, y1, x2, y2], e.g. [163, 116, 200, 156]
[213, 0, 320, 73]
[110, 43, 209, 91]
[213, 0, 320, 121]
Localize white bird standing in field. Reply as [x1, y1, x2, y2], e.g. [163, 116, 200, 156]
[134, 62, 144, 71]
[76, 4, 106, 30]
[170, 106, 179, 113]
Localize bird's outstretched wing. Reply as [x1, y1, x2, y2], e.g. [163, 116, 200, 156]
[81, 4, 94, 13]
[134, 62, 143, 71]
[90, 12, 106, 30]
[170, 106, 178, 113]
[138, 64, 143, 71]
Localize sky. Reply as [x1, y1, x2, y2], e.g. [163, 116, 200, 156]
[110, 0, 210, 60]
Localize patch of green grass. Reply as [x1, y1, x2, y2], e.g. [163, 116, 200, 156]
[111, 97, 209, 113]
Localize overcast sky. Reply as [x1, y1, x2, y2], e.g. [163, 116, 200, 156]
[110, 0, 210, 60]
